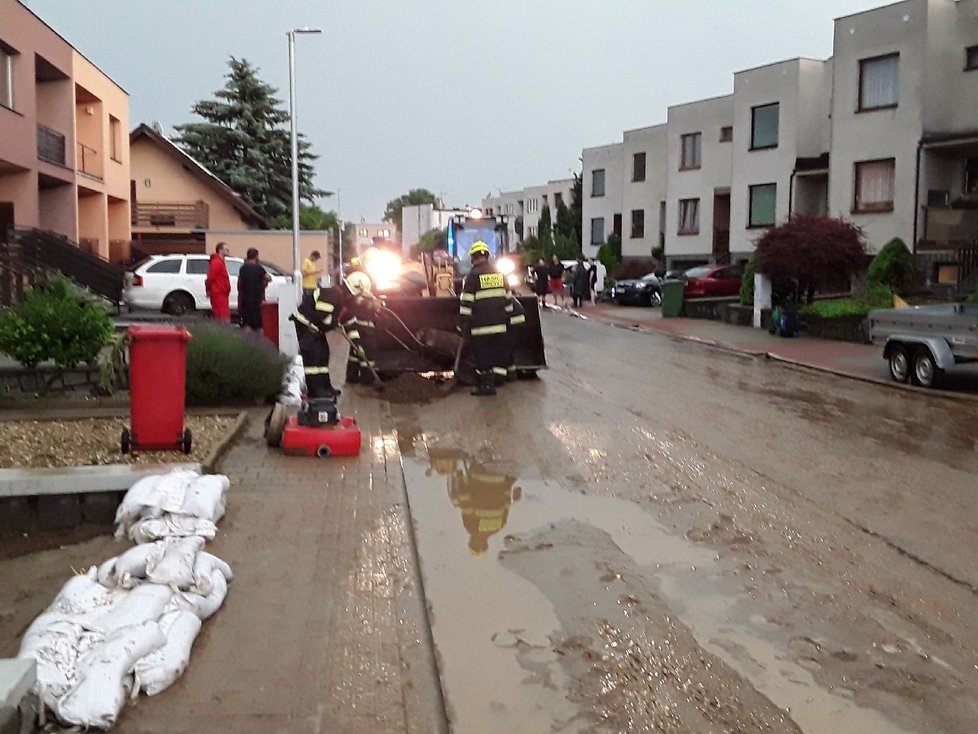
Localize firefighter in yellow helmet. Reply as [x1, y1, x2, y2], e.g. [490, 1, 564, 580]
[290, 273, 371, 398]
[342, 271, 379, 385]
[457, 240, 517, 396]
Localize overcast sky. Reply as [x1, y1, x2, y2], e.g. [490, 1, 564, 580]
[24, 0, 887, 223]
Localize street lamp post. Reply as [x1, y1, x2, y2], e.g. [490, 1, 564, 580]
[288, 27, 322, 299]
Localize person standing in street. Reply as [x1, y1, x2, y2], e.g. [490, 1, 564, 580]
[546, 254, 565, 307]
[458, 241, 516, 397]
[588, 258, 599, 304]
[301, 250, 323, 295]
[205, 242, 231, 321]
[571, 255, 589, 308]
[238, 247, 271, 334]
[532, 258, 549, 308]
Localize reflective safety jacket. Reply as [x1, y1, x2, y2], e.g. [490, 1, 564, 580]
[459, 261, 516, 337]
[290, 286, 345, 335]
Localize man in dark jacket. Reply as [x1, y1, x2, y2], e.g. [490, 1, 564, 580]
[458, 241, 517, 396]
[571, 256, 589, 308]
[237, 247, 270, 333]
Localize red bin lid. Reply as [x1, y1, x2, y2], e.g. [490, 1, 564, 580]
[127, 325, 192, 341]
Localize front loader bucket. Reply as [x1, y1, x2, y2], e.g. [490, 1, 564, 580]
[375, 296, 547, 376]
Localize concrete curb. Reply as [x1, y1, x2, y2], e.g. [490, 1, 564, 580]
[201, 410, 249, 474]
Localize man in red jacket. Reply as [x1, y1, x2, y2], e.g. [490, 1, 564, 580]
[205, 242, 231, 321]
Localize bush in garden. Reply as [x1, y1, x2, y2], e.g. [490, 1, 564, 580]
[185, 321, 288, 406]
[0, 276, 114, 368]
[866, 237, 913, 293]
[596, 244, 618, 273]
[966, 291, 978, 304]
[755, 214, 867, 304]
[740, 253, 757, 306]
[801, 280, 893, 318]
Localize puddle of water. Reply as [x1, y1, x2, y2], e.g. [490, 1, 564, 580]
[404, 450, 907, 734]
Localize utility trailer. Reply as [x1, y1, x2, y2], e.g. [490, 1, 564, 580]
[868, 304, 978, 388]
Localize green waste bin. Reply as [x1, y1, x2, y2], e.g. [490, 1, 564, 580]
[661, 279, 685, 318]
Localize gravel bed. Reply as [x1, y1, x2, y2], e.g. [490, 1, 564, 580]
[0, 414, 238, 468]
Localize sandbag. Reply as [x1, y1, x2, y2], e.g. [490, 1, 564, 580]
[86, 583, 172, 634]
[134, 611, 202, 696]
[180, 474, 229, 523]
[54, 621, 165, 729]
[18, 615, 83, 704]
[146, 536, 206, 590]
[129, 515, 218, 544]
[50, 571, 112, 616]
[166, 570, 228, 621]
[115, 469, 199, 536]
[96, 543, 159, 589]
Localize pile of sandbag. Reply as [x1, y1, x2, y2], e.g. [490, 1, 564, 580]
[17, 469, 233, 730]
[280, 355, 305, 406]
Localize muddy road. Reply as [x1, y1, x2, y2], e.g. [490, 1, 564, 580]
[393, 310, 978, 733]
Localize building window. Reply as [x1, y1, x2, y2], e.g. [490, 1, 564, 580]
[748, 184, 777, 227]
[859, 53, 899, 111]
[591, 169, 605, 197]
[966, 45, 978, 71]
[590, 217, 605, 245]
[963, 157, 978, 195]
[554, 192, 563, 208]
[751, 103, 779, 150]
[854, 159, 896, 212]
[680, 133, 702, 170]
[0, 45, 15, 110]
[109, 116, 122, 162]
[678, 199, 700, 234]
[613, 213, 622, 237]
[632, 152, 646, 182]
[719, 126, 733, 143]
[630, 209, 645, 239]
[358, 228, 368, 237]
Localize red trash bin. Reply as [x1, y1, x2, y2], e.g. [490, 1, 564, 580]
[123, 325, 192, 454]
[261, 300, 279, 348]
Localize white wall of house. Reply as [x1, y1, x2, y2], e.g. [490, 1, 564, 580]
[481, 190, 523, 246]
[621, 124, 667, 259]
[923, 0, 978, 134]
[829, 0, 926, 251]
[665, 95, 734, 265]
[582, 142, 624, 258]
[729, 58, 833, 255]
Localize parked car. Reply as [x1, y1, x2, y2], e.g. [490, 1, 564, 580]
[682, 264, 743, 298]
[124, 253, 291, 315]
[611, 272, 662, 307]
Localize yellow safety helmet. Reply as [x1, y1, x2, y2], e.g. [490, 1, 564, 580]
[350, 256, 361, 268]
[344, 271, 372, 297]
[469, 241, 491, 258]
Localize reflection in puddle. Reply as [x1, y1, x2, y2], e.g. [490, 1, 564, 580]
[427, 448, 522, 556]
[404, 444, 906, 734]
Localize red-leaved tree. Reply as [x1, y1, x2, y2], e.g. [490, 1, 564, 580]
[755, 215, 867, 303]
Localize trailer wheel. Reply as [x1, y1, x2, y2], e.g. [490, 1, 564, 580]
[888, 345, 910, 383]
[181, 428, 193, 455]
[912, 347, 943, 388]
[120, 428, 131, 454]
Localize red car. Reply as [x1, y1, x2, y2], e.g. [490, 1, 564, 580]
[682, 264, 743, 298]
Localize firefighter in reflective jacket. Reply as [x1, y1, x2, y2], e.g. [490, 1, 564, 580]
[342, 271, 380, 385]
[290, 279, 364, 398]
[505, 293, 526, 382]
[458, 241, 517, 396]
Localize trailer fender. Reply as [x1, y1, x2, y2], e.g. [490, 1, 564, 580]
[883, 335, 956, 370]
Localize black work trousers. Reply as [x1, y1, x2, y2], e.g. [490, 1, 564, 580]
[294, 324, 333, 398]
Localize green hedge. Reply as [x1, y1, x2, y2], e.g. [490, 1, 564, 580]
[801, 281, 893, 319]
[185, 322, 288, 406]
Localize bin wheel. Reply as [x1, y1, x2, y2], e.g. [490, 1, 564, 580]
[120, 428, 131, 454]
[181, 428, 193, 455]
[265, 403, 287, 447]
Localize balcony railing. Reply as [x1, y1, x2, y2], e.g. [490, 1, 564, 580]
[76, 142, 101, 179]
[131, 201, 210, 229]
[37, 124, 66, 166]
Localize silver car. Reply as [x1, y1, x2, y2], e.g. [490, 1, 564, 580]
[124, 254, 290, 315]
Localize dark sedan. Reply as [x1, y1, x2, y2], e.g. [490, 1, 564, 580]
[611, 273, 662, 307]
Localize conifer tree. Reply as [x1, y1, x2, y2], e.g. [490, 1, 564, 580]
[174, 57, 325, 222]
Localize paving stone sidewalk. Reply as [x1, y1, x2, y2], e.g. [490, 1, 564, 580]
[112, 396, 447, 734]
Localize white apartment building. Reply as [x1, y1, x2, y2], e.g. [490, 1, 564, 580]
[665, 95, 734, 268]
[581, 0, 978, 282]
[581, 142, 624, 256]
[348, 221, 398, 257]
[400, 203, 469, 256]
[481, 178, 574, 244]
